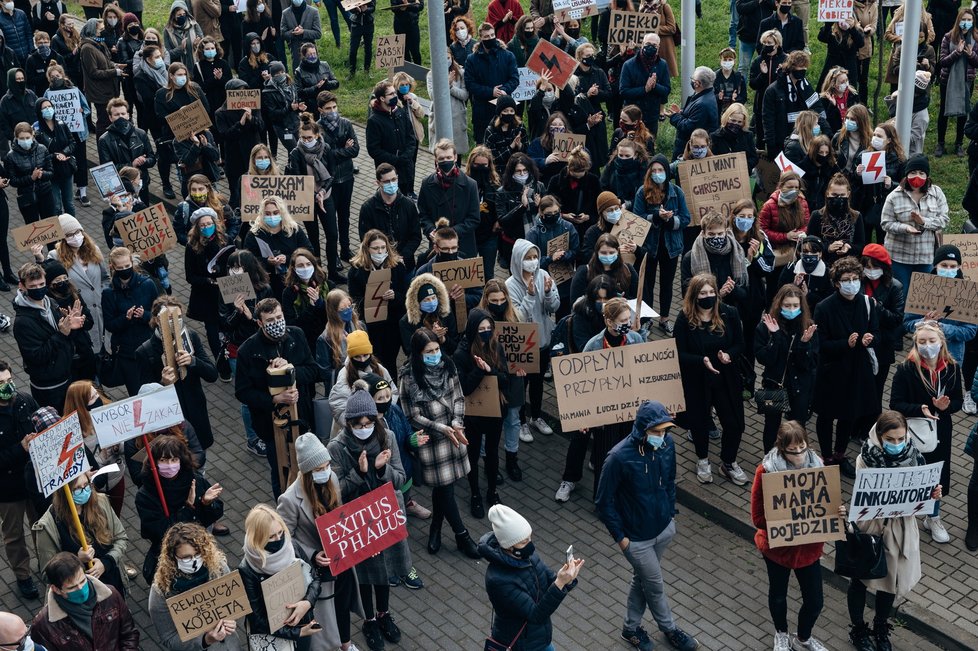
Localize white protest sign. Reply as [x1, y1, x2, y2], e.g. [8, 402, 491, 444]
[29, 412, 89, 497]
[849, 462, 943, 521]
[46, 89, 84, 133]
[817, 0, 853, 22]
[512, 67, 540, 103]
[775, 151, 805, 177]
[860, 150, 886, 185]
[91, 385, 185, 448]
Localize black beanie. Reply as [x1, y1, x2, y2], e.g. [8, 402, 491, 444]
[934, 244, 962, 267]
[495, 95, 517, 115]
[904, 153, 930, 177]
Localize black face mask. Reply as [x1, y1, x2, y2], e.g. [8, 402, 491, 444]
[375, 400, 391, 414]
[351, 357, 371, 370]
[265, 537, 286, 554]
[581, 56, 595, 67]
[435, 251, 458, 263]
[642, 44, 658, 59]
[500, 113, 515, 123]
[26, 286, 47, 301]
[827, 196, 848, 215]
[510, 541, 535, 560]
[487, 302, 508, 319]
[50, 280, 70, 295]
[482, 38, 497, 50]
[437, 160, 456, 175]
[726, 123, 743, 134]
[778, 4, 790, 13]
[88, 397, 104, 410]
[696, 295, 717, 310]
[801, 254, 820, 273]
[541, 211, 560, 225]
[566, 28, 580, 38]
[115, 267, 134, 281]
[791, 69, 807, 80]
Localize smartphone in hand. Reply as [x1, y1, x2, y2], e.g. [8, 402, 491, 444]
[566, 545, 574, 564]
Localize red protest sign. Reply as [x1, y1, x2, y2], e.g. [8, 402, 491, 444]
[526, 39, 579, 89]
[315, 482, 407, 574]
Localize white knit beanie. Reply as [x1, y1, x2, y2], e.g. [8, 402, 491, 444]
[488, 504, 532, 549]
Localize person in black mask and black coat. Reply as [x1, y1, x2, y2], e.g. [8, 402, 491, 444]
[317, 90, 358, 260]
[214, 78, 265, 209]
[4, 122, 55, 224]
[0, 69, 36, 144]
[366, 79, 418, 196]
[293, 41, 339, 108]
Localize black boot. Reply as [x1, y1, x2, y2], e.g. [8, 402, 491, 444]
[427, 523, 442, 554]
[455, 530, 481, 559]
[848, 623, 875, 651]
[506, 451, 523, 481]
[470, 493, 485, 519]
[966, 523, 978, 552]
[486, 489, 501, 507]
[874, 622, 892, 651]
[495, 469, 505, 486]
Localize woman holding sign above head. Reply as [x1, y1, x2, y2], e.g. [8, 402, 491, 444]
[749, 421, 834, 651]
[277, 434, 363, 651]
[148, 522, 241, 650]
[243, 195, 314, 299]
[240, 504, 324, 650]
[328, 384, 411, 651]
[888, 320, 963, 544]
[847, 410, 942, 651]
[33, 469, 130, 596]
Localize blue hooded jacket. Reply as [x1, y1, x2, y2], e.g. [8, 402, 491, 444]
[595, 401, 677, 544]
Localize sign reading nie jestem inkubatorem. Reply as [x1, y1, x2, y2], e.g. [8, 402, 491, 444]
[552, 339, 685, 430]
[761, 465, 846, 548]
[905, 272, 978, 325]
[848, 462, 944, 522]
[91, 385, 185, 448]
[165, 570, 252, 642]
[677, 152, 752, 225]
[13, 215, 65, 251]
[115, 203, 178, 260]
[28, 412, 89, 498]
[497, 322, 540, 373]
[240, 175, 316, 222]
[316, 482, 408, 575]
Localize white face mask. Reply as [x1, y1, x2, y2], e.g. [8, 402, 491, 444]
[863, 267, 883, 280]
[838, 81, 848, 92]
[229, 267, 245, 276]
[871, 135, 885, 150]
[66, 233, 85, 248]
[353, 425, 375, 440]
[312, 468, 332, 484]
[370, 251, 388, 265]
[295, 266, 314, 281]
[177, 555, 203, 574]
[522, 258, 539, 273]
[720, 60, 734, 71]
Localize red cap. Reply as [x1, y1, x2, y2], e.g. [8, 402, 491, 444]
[861, 243, 891, 266]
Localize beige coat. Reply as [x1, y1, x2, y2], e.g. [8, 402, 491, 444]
[884, 5, 935, 46]
[655, 2, 679, 77]
[853, 426, 923, 599]
[853, 0, 878, 60]
[192, 0, 223, 41]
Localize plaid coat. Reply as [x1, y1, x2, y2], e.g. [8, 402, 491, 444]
[880, 184, 949, 265]
[398, 364, 470, 487]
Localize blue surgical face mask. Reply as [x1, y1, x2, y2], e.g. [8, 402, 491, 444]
[598, 252, 618, 266]
[382, 181, 398, 195]
[255, 157, 271, 171]
[604, 208, 622, 224]
[420, 298, 438, 313]
[339, 306, 354, 322]
[41, 106, 55, 120]
[781, 307, 801, 320]
[961, 20, 973, 30]
[646, 433, 665, 448]
[398, 84, 410, 95]
[263, 214, 282, 228]
[936, 267, 958, 278]
[296, 266, 314, 281]
[845, 118, 858, 132]
[64, 579, 91, 604]
[203, 48, 216, 59]
[882, 439, 907, 455]
[811, 124, 821, 137]
[734, 216, 755, 232]
[422, 351, 441, 366]
[71, 485, 92, 505]
[200, 224, 216, 238]
[651, 171, 667, 184]
[839, 279, 861, 296]
[17, 137, 32, 149]
[690, 146, 708, 159]
[174, 74, 187, 88]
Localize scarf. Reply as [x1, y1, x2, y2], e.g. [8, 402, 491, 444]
[689, 232, 748, 284]
[342, 428, 383, 459]
[171, 565, 211, 595]
[268, 74, 296, 104]
[946, 34, 973, 117]
[300, 139, 331, 191]
[414, 360, 450, 400]
[54, 578, 97, 640]
[860, 437, 925, 469]
[152, 467, 195, 514]
[762, 446, 823, 472]
[243, 534, 297, 575]
[322, 112, 339, 131]
[784, 74, 820, 122]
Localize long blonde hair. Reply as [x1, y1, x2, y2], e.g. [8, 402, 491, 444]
[247, 143, 280, 175]
[908, 320, 956, 382]
[51, 472, 112, 547]
[154, 522, 226, 595]
[681, 273, 726, 333]
[244, 504, 290, 568]
[250, 196, 299, 236]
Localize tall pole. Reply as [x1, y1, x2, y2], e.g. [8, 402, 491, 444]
[895, 3, 922, 151]
[680, 0, 696, 103]
[427, 4, 453, 142]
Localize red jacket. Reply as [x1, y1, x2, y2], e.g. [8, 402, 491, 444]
[750, 464, 825, 569]
[31, 578, 140, 651]
[758, 191, 810, 247]
[486, 0, 524, 44]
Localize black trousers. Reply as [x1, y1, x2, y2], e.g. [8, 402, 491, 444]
[396, 19, 421, 64]
[302, 197, 339, 270]
[816, 415, 854, 459]
[764, 557, 823, 640]
[359, 583, 390, 619]
[349, 25, 373, 72]
[0, 197, 11, 275]
[938, 79, 974, 147]
[466, 415, 502, 496]
[332, 178, 354, 256]
[847, 579, 895, 627]
[333, 568, 357, 643]
[30, 381, 69, 414]
[643, 238, 679, 322]
[430, 483, 467, 535]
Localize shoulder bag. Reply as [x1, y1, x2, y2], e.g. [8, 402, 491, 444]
[756, 335, 793, 415]
[906, 416, 938, 453]
[834, 521, 888, 580]
[485, 622, 528, 651]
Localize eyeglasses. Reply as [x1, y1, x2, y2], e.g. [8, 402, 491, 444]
[0, 626, 30, 651]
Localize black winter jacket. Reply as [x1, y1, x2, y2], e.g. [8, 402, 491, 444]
[293, 59, 338, 105]
[709, 125, 760, 171]
[736, 0, 775, 43]
[239, 541, 321, 639]
[12, 293, 73, 390]
[154, 84, 211, 142]
[365, 100, 417, 185]
[101, 272, 160, 356]
[0, 392, 41, 502]
[190, 58, 233, 116]
[4, 139, 53, 201]
[0, 83, 37, 140]
[318, 116, 358, 184]
[357, 191, 422, 269]
[218, 283, 274, 346]
[97, 118, 156, 173]
[416, 171, 482, 259]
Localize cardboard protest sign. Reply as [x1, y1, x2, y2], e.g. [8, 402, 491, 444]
[526, 39, 579, 89]
[677, 152, 751, 225]
[91, 162, 125, 199]
[165, 100, 212, 142]
[79, 0, 103, 7]
[29, 412, 89, 498]
[261, 562, 306, 632]
[905, 272, 978, 325]
[216, 273, 257, 304]
[465, 375, 502, 417]
[818, 0, 853, 21]
[226, 89, 261, 110]
[46, 89, 85, 133]
[552, 339, 685, 430]
[342, 0, 371, 10]
[497, 322, 540, 373]
[775, 151, 805, 177]
[375, 34, 406, 70]
[391, 61, 429, 83]
[762, 465, 845, 548]
[115, 203, 178, 260]
[13, 216, 65, 251]
[608, 10, 660, 48]
[627, 298, 659, 319]
[240, 175, 316, 222]
[553, 0, 598, 21]
[316, 482, 408, 574]
[860, 150, 886, 185]
[611, 211, 652, 265]
[431, 257, 485, 289]
[364, 268, 392, 323]
[165, 571, 252, 642]
[849, 462, 943, 522]
[553, 132, 587, 161]
[91, 384, 185, 448]
[943, 235, 978, 279]
[547, 232, 575, 285]
[512, 67, 541, 103]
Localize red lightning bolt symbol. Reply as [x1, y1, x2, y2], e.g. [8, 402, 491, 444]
[133, 399, 146, 430]
[57, 432, 82, 477]
[525, 328, 538, 354]
[865, 152, 884, 181]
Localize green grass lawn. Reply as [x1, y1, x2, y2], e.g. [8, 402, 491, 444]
[85, 0, 970, 227]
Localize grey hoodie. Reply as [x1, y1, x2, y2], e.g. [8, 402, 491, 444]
[13, 290, 57, 330]
[505, 238, 560, 348]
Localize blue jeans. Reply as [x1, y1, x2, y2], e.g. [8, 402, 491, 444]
[229, 358, 258, 445]
[890, 262, 932, 300]
[502, 406, 520, 453]
[728, 0, 738, 48]
[738, 41, 756, 75]
[52, 174, 75, 215]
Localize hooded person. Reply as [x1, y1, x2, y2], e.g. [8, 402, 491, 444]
[163, 0, 203, 66]
[504, 239, 560, 351]
[77, 19, 120, 133]
[0, 33, 17, 98]
[261, 60, 300, 154]
[398, 273, 457, 355]
[214, 77, 264, 207]
[0, 68, 36, 140]
[43, 258, 96, 380]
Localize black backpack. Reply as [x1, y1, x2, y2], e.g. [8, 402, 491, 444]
[549, 313, 575, 357]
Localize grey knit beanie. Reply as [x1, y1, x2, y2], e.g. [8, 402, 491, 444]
[346, 380, 378, 422]
[295, 432, 331, 474]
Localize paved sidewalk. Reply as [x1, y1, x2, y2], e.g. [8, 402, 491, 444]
[0, 126, 962, 650]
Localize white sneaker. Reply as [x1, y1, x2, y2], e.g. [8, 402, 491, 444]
[519, 424, 534, 442]
[721, 462, 749, 486]
[964, 393, 977, 415]
[791, 635, 827, 651]
[696, 459, 713, 484]
[532, 417, 554, 435]
[554, 481, 575, 502]
[345, 645, 362, 651]
[773, 632, 791, 651]
[924, 515, 951, 543]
